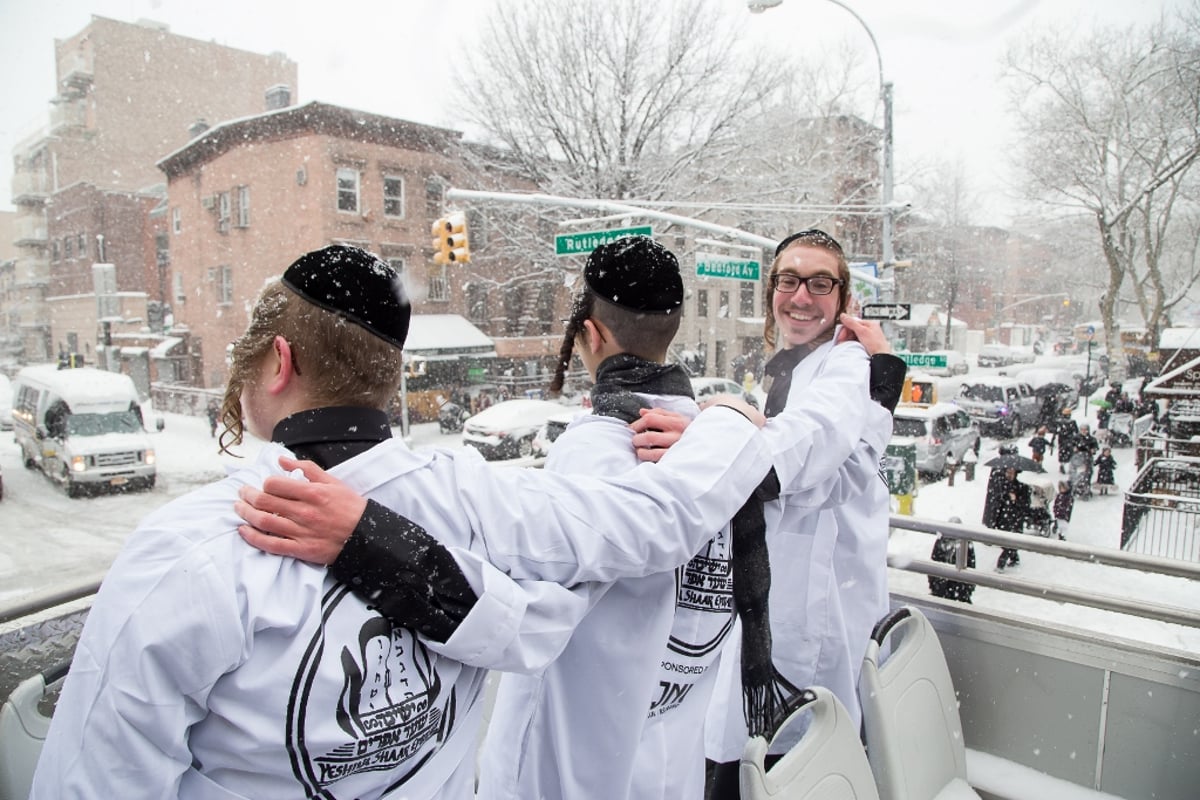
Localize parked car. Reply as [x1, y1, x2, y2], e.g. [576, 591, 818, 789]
[890, 402, 980, 476]
[955, 377, 1041, 438]
[1008, 346, 1038, 365]
[461, 398, 569, 460]
[690, 377, 759, 409]
[532, 409, 587, 457]
[921, 350, 970, 377]
[976, 344, 1015, 368]
[1013, 367, 1080, 409]
[0, 373, 12, 431]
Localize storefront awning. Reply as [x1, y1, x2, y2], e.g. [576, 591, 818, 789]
[404, 314, 496, 361]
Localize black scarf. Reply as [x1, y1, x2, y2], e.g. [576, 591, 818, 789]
[590, 353, 789, 738]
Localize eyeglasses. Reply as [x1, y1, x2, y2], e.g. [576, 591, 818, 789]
[774, 228, 844, 258]
[769, 274, 843, 295]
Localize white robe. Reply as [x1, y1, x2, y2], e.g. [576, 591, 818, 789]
[33, 405, 769, 799]
[478, 394, 737, 800]
[706, 339, 894, 761]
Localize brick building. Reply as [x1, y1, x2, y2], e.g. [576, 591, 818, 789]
[157, 101, 556, 390]
[6, 16, 297, 363]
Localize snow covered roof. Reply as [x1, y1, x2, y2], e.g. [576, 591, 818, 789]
[1158, 327, 1200, 350]
[150, 337, 183, 358]
[403, 315, 496, 359]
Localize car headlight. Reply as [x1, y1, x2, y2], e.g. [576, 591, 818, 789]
[144, 449, 156, 465]
[71, 455, 88, 472]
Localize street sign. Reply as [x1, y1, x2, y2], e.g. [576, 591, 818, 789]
[555, 226, 653, 256]
[899, 352, 948, 370]
[862, 303, 911, 321]
[695, 255, 761, 281]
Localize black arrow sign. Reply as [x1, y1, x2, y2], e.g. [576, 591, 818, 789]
[861, 303, 911, 321]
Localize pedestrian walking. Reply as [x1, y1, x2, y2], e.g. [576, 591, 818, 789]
[1095, 447, 1118, 495]
[928, 517, 976, 604]
[1053, 481, 1074, 540]
[1028, 426, 1049, 465]
[205, 398, 220, 438]
[1054, 408, 1078, 474]
[983, 461, 1032, 572]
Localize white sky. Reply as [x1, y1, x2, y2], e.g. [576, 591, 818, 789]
[0, 0, 1189, 224]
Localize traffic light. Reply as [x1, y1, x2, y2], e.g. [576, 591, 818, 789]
[432, 217, 451, 264]
[430, 212, 470, 265]
[445, 212, 470, 263]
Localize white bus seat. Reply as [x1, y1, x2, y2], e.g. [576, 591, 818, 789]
[740, 687, 881, 800]
[0, 664, 65, 800]
[859, 607, 981, 800]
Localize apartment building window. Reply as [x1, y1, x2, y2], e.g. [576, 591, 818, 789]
[719, 290, 730, 318]
[467, 282, 489, 325]
[697, 289, 709, 317]
[386, 257, 405, 279]
[337, 168, 360, 213]
[51, 241, 59, 261]
[210, 265, 233, 305]
[217, 192, 231, 233]
[466, 208, 487, 248]
[172, 207, 181, 234]
[235, 186, 250, 228]
[428, 264, 449, 302]
[383, 175, 405, 219]
[64, 237, 72, 259]
[173, 272, 185, 304]
[77, 234, 86, 257]
[425, 176, 445, 217]
[740, 282, 755, 316]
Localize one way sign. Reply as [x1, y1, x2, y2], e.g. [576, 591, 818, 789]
[861, 303, 911, 321]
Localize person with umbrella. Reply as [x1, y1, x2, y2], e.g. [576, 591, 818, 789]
[983, 446, 1036, 571]
[1052, 407, 1078, 474]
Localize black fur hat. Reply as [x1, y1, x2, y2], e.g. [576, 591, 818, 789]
[584, 236, 682, 314]
[281, 244, 410, 348]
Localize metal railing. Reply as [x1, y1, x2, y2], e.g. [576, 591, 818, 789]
[888, 514, 1200, 628]
[1120, 456, 1200, 560]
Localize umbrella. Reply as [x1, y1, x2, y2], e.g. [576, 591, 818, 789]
[1090, 398, 1112, 408]
[984, 453, 1045, 473]
[1034, 382, 1073, 398]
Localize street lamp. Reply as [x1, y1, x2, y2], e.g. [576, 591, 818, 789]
[748, 0, 895, 280]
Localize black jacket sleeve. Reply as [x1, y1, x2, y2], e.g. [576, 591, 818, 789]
[869, 353, 908, 413]
[329, 499, 478, 642]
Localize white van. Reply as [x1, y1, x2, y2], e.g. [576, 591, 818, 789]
[12, 365, 156, 497]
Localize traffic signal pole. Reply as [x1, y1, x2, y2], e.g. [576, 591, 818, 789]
[444, 187, 886, 289]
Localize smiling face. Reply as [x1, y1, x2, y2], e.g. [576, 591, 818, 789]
[769, 243, 844, 350]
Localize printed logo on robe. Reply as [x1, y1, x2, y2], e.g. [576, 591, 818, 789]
[285, 583, 458, 798]
[667, 529, 735, 660]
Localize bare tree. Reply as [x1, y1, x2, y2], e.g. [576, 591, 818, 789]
[456, 0, 785, 201]
[1006, 8, 1200, 376]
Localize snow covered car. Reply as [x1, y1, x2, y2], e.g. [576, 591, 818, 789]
[955, 377, 1040, 438]
[0, 373, 12, 431]
[976, 344, 1015, 368]
[690, 377, 759, 409]
[532, 409, 587, 457]
[461, 399, 569, 460]
[890, 402, 980, 476]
